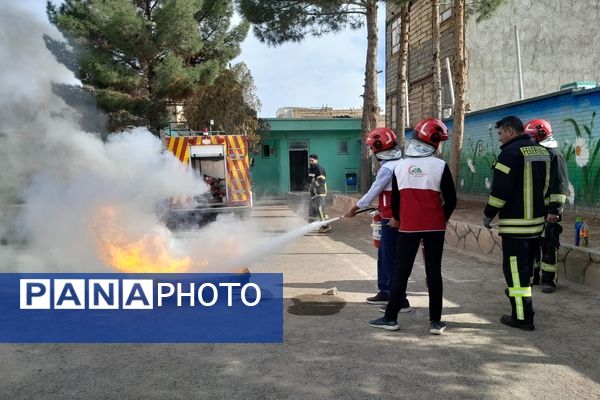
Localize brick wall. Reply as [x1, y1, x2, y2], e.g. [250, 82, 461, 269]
[386, 0, 456, 128]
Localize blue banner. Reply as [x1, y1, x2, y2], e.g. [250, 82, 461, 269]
[0, 273, 283, 343]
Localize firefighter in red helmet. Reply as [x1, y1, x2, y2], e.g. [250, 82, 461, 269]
[344, 127, 411, 312]
[368, 118, 456, 334]
[524, 119, 569, 293]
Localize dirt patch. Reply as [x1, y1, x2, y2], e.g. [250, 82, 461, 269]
[287, 294, 346, 316]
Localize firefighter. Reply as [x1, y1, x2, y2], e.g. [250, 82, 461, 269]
[483, 116, 550, 331]
[369, 118, 456, 335]
[343, 128, 411, 311]
[524, 119, 568, 293]
[308, 154, 331, 233]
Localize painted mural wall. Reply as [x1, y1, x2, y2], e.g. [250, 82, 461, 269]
[440, 88, 600, 209]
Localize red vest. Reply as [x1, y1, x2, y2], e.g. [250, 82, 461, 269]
[394, 156, 447, 232]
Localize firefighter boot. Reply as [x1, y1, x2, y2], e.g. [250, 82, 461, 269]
[541, 269, 557, 293]
[318, 224, 332, 233]
[500, 314, 535, 331]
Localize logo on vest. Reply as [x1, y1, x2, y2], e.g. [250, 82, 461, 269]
[408, 165, 426, 177]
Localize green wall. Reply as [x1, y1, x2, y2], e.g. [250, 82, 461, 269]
[251, 118, 362, 195]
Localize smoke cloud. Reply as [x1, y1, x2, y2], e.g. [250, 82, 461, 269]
[0, 4, 311, 273]
[0, 6, 196, 271]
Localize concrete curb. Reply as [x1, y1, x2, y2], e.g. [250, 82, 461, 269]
[334, 194, 600, 291]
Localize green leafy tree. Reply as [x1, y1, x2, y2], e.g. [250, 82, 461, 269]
[47, 0, 249, 134]
[237, 0, 381, 192]
[185, 62, 264, 152]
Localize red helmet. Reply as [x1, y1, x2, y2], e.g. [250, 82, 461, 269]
[524, 119, 552, 142]
[412, 118, 449, 148]
[366, 127, 397, 152]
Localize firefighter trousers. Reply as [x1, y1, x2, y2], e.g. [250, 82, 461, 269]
[308, 196, 328, 222]
[533, 225, 560, 288]
[385, 231, 445, 322]
[501, 237, 539, 322]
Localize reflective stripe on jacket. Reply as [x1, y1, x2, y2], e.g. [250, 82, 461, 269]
[485, 135, 550, 238]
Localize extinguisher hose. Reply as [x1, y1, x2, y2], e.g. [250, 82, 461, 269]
[354, 207, 376, 215]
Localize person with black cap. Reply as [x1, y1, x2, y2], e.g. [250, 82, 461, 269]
[308, 154, 331, 233]
[344, 128, 411, 312]
[483, 116, 550, 331]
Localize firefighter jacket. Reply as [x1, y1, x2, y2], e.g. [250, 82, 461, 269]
[545, 148, 569, 216]
[485, 135, 550, 238]
[390, 155, 457, 232]
[308, 163, 327, 198]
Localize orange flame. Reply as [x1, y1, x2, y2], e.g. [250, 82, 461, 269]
[92, 207, 204, 273]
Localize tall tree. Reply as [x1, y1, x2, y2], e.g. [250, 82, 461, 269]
[185, 63, 264, 152]
[237, 0, 381, 192]
[449, 0, 466, 184]
[448, 0, 508, 184]
[47, 0, 249, 134]
[394, 1, 410, 150]
[431, 0, 441, 120]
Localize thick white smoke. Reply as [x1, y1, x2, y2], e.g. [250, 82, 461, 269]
[0, 4, 311, 274]
[0, 5, 206, 271]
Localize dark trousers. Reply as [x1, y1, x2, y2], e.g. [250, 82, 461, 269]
[377, 220, 406, 301]
[501, 237, 539, 321]
[385, 231, 445, 322]
[533, 223, 560, 287]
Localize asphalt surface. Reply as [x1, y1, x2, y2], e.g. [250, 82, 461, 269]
[1, 201, 599, 399]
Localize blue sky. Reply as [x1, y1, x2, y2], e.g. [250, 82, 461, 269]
[17, 0, 387, 118]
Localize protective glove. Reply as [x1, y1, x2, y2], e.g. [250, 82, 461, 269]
[483, 216, 493, 229]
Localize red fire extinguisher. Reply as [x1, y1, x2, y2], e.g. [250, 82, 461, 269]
[370, 210, 382, 248]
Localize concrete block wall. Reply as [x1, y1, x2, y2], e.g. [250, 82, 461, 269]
[332, 194, 600, 291]
[446, 220, 600, 291]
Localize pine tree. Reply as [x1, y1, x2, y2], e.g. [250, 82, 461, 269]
[185, 63, 264, 153]
[47, 0, 249, 134]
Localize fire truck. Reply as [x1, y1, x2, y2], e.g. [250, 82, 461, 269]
[162, 125, 253, 228]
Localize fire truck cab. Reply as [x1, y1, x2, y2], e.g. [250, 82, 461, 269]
[163, 125, 253, 228]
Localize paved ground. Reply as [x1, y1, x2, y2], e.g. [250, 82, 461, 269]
[1, 201, 599, 399]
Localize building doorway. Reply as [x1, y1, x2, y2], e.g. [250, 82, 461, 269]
[289, 140, 309, 191]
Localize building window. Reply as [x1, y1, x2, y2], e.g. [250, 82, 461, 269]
[391, 17, 401, 54]
[439, 2, 452, 23]
[262, 144, 270, 158]
[338, 139, 350, 155]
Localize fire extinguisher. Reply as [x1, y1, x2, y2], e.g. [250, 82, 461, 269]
[369, 210, 382, 248]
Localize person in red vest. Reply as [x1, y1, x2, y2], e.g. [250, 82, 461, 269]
[368, 118, 456, 335]
[344, 128, 411, 312]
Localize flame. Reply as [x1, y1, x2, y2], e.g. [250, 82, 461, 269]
[92, 207, 204, 273]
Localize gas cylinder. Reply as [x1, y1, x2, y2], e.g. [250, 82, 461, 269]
[369, 210, 382, 248]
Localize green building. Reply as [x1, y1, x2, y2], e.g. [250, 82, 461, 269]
[252, 118, 363, 196]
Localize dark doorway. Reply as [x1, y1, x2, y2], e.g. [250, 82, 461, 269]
[289, 149, 308, 191]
